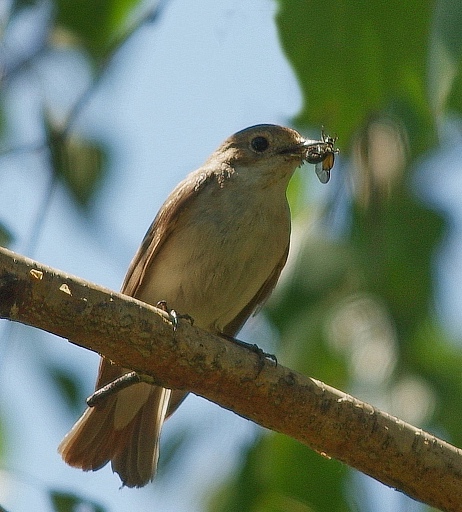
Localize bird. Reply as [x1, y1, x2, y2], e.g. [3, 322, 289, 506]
[58, 123, 334, 487]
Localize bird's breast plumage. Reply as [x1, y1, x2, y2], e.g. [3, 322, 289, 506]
[136, 173, 291, 334]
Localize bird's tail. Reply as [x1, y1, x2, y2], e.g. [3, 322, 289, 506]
[58, 359, 171, 488]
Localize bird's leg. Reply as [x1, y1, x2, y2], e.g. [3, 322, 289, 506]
[156, 300, 194, 331]
[157, 301, 277, 374]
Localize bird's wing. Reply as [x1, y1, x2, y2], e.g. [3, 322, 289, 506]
[121, 171, 212, 297]
[117, 173, 216, 421]
[222, 242, 289, 337]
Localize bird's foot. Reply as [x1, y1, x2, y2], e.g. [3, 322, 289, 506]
[156, 300, 194, 331]
[221, 333, 277, 374]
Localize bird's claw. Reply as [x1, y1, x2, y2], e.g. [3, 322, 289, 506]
[156, 300, 194, 331]
[221, 334, 277, 375]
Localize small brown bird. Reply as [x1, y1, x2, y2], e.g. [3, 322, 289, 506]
[59, 124, 334, 487]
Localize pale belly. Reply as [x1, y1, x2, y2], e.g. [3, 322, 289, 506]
[136, 193, 290, 334]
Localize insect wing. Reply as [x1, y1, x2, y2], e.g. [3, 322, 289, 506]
[315, 161, 331, 183]
[323, 151, 335, 171]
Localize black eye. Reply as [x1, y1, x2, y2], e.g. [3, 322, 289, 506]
[250, 136, 270, 153]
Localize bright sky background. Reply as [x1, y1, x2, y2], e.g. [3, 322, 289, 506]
[1, 1, 462, 511]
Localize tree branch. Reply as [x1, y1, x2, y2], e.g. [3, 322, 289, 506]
[0, 246, 461, 512]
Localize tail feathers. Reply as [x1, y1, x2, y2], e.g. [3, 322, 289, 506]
[59, 383, 171, 488]
[112, 385, 171, 487]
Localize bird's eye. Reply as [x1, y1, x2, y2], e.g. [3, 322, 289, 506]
[250, 136, 270, 153]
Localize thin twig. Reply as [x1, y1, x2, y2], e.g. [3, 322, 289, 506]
[86, 371, 156, 407]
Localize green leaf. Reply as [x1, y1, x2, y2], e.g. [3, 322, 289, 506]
[10, 0, 37, 14]
[276, 0, 435, 152]
[47, 364, 86, 413]
[47, 125, 106, 209]
[411, 322, 462, 445]
[50, 491, 106, 512]
[0, 222, 14, 248]
[53, 0, 142, 58]
[429, 0, 462, 115]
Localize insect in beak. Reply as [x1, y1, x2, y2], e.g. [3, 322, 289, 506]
[303, 130, 339, 184]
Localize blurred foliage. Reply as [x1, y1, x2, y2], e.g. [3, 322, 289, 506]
[210, 1, 462, 512]
[0, 223, 13, 248]
[53, 0, 140, 59]
[50, 490, 106, 512]
[277, 0, 436, 154]
[46, 362, 87, 415]
[1, 1, 142, 509]
[2, 0, 145, 225]
[11, 0, 38, 12]
[209, 435, 348, 512]
[46, 121, 107, 208]
[429, 0, 462, 115]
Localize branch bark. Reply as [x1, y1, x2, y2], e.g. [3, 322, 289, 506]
[0, 246, 461, 511]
